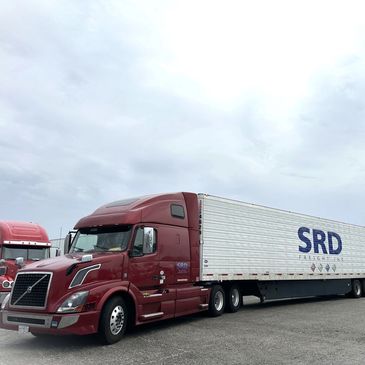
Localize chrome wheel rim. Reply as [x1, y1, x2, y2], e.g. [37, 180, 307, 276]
[110, 305, 125, 335]
[231, 288, 240, 307]
[214, 291, 224, 311]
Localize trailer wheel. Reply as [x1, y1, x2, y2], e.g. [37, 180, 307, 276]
[208, 285, 225, 317]
[98, 296, 128, 345]
[225, 285, 241, 313]
[351, 280, 362, 298]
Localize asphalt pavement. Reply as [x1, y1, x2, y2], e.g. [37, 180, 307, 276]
[1, 296, 365, 365]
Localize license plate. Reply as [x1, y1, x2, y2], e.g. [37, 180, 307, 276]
[18, 325, 29, 334]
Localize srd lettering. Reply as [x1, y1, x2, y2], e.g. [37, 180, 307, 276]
[298, 227, 342, 255]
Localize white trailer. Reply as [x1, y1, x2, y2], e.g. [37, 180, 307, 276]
[199, 194, 365, 301]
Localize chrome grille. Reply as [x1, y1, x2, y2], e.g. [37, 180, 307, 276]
[10, 272, 52, 309]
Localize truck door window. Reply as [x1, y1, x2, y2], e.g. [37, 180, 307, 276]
[132, 228, 143, 256]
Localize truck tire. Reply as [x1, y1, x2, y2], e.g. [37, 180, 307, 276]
[351, 280, 362, 298]
[225, 285, 241, 313]
[98, 296, 128, 345]
[208, 285, 225, 317]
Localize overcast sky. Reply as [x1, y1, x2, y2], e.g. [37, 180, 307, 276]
[1, 0, 365, 239]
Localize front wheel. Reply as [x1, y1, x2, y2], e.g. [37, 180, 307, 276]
[98, 296, 128, 345]
[208, 285, 225, 317]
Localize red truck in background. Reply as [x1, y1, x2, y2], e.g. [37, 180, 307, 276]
[0, 221, 51, 305]
[1, 192, 365, 345]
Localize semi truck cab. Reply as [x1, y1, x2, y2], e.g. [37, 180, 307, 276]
[0, 221, 51, 305]
[0, 193, 209, 344]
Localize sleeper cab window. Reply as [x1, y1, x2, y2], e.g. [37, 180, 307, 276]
[171, 204, 185, 219]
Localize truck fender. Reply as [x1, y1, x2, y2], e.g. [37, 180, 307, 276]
[96, 286, 135, 312]
[127, 281, 144, 300]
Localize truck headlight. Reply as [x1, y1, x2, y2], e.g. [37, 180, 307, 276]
[1, 293, 10, 310]
[57, 291, 89, 313]
[2, 280, 13, 289]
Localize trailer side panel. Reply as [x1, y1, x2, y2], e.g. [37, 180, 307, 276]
[199, 194, 365, 282]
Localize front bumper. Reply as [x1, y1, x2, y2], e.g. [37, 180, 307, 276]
[0, 309, 100, 335]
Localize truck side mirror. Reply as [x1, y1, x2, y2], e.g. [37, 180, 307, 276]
[15, 257, 25, 268]
[0, 260, 7, 276]
[64, 233, 72, 254]
[143, 227, 155, 255]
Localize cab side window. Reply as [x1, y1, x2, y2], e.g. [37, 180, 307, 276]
[132, 227, 144, 256]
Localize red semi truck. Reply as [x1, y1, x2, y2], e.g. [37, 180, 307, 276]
[0, 221, 51, 305]
[1, 192, 365, 344]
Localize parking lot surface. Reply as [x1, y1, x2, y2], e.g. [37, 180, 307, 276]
[1, 296, 365, 365]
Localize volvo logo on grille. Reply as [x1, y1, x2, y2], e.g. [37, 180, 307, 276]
[26, 286, 33, 294]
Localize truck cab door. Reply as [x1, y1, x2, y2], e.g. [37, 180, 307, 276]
[127, 226, 176, 322]
[127, 226, 160, 291]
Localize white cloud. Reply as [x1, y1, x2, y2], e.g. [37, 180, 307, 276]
[142, 1, 365, 111]
[1, 0, 365, 237]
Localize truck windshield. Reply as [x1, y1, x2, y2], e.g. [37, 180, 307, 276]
[70, 225, 132, 253]
[2, 246, 50, 261]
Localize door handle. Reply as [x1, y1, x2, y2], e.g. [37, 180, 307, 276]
[153, 272, 166, 283]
